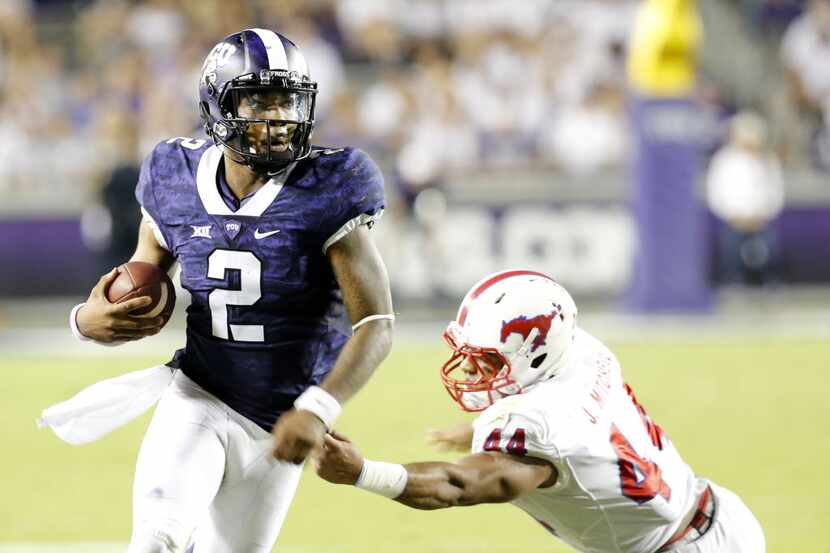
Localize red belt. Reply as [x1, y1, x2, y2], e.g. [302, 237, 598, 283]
[657, 485, 715, 552]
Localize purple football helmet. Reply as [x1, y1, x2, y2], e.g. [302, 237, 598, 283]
[198, 28, 318, 172]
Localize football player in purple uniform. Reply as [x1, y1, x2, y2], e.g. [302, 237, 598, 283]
[69, 29, 394, 553]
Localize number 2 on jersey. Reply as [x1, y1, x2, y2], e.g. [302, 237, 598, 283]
[207, 249, 264, 342]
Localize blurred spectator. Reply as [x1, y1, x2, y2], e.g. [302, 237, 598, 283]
[537, 0, 633, 173]
[5, 0, 642, 208]
[706, 112, 785, 286]
[334, 0, 406, 63]
[539, 81, 627, 176]
[270, 15, 346, 118]
[126, 0, 185, 58]
[746, 0, 805, 36]
[81, 107, 143, 271]
[693, 76, 737, 159]
[780, 0, 830, 164]
[12, 0, 811, 216]
[445, 0, 552, 36]
[549, 0, 635, 104]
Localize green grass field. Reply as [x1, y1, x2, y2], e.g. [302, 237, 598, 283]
[3, 339, 829, 552]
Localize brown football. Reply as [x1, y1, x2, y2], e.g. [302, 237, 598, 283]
[106, 261, 176, 325]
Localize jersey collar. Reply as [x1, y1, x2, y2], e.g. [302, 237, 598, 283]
[196, 145, 294, 217]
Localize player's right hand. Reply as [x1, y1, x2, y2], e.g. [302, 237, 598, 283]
[313, 431, 364, 485]
[75, 268, 166, 342]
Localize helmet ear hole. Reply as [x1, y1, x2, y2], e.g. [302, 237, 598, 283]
[530, 353, 547, 369]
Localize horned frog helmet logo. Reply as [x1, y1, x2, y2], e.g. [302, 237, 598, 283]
[201, 42, 237, 87]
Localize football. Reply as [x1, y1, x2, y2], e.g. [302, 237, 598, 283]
[106, 261, 176, 325]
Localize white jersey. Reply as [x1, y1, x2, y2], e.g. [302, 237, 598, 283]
[471, 328, 698, 553]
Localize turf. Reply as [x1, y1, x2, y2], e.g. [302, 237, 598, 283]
[2, 339, 828, 552]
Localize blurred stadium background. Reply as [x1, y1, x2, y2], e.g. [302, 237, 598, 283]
[1, 0, 829, 551]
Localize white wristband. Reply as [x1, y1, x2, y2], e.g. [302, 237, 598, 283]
[69, 303, 91, 341]
[355, 459, 408, 498]
[69, 302, 126, 347]
[294, 385, 342, 429]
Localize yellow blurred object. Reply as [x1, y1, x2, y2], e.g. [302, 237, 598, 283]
[627, 0, 703, 96]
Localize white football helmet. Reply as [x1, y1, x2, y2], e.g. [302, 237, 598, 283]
[440, 269, 578, 411]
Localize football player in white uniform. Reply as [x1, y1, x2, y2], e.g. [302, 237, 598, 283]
[315, 270, 765, 553]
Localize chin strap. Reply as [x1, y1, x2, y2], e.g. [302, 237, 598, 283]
[265, 162, 292, 176]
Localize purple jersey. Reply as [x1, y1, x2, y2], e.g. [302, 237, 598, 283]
[135, 137, 385, 430]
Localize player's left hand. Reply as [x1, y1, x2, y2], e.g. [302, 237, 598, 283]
[313, 430, 364, 485]
[271, 408, 327, 464]
[427, 422, 474, 452]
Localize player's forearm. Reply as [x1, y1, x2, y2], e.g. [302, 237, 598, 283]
[393, 462, 468, 510]
[131, 219, 176, 270]
[393, 462, 513, 510]
[319, 318, 394, 404]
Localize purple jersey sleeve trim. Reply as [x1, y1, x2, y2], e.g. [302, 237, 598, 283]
[140, 207, 170, 251]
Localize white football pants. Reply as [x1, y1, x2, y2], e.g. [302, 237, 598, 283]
[126, 370, 302, 553]
[668, 481, 765, 553]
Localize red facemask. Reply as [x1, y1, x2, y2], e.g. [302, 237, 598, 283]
[439, 329, 524, 412]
